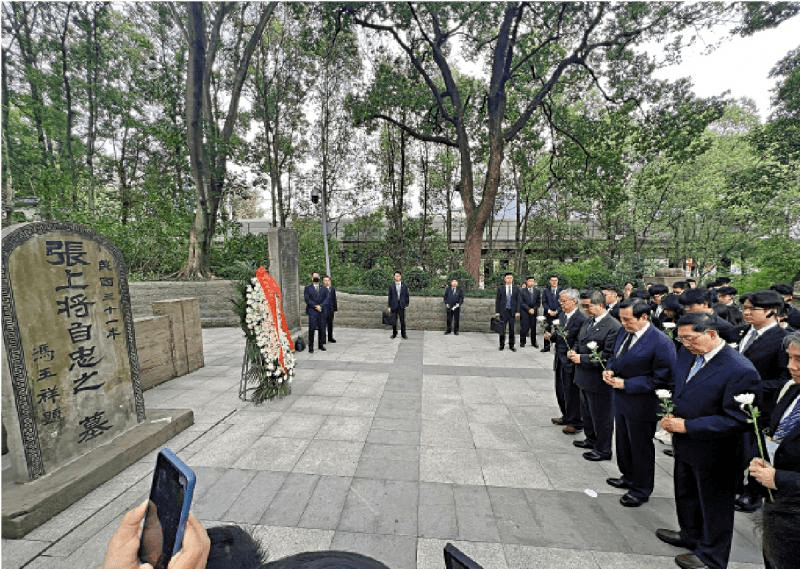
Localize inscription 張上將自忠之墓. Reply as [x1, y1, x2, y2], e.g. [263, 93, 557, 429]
[2, 223, 144, 480]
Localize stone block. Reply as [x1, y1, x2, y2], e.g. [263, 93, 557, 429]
[2, 408, 194, 538]
[134, 316, 177, 389]
[152, 297, 204, 375]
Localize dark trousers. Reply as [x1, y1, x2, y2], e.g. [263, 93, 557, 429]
[614, 414, 656, 499]
[519, 312, 539, 346]
[674, 457, 738, 569]
[555, 359, 581, 427]
[736, 430, 761, 498]
[308, 312, 325, 348]
[499, 308, 515, 347]
[326, 313, 335, 340]
[446, 307, 460, 333]
[580, 388, 614, 455]
[543, 313, 557, 350]
[392, 308, 406, 336]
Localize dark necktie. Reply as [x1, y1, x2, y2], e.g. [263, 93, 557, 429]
[773, 400, 800, 443]
[617, 332, 633, 358]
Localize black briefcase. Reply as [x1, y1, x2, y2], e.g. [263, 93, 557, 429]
[490, 316, 504, 334]
[382, 309, 397, 326]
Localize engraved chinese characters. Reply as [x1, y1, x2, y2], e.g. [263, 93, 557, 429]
[2, 222, 144, 480]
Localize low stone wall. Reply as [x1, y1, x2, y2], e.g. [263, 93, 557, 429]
[129, 281, 502, 333]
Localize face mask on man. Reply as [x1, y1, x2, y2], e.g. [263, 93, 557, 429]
[312, 277, 320, 283]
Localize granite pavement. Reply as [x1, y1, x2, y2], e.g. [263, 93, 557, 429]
[2, 327, 765, 569]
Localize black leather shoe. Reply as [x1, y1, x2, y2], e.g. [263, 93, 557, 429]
[499, 346, 504, 351]
[675, 553, 709, 569]
[655, 528, 691, 549]
[308, 348, 314, 353]
[551, 417, 565, 425]
[319, 346, 326, 351]
[619, 492, 648, 507]
[734, 494, 762, 513]
[445, 331, 451, 335]
[572, 439, 593, 449]
[454, 332, 459, 335]
[663, 448, 674, 457]
[402, 335, 408, 339]
[540, 347, 550, 352]
[533, 343, 539, 348]
[606, 477, 631, 489]
[583, 450, 612, 461]
[329, 338, 337, 343]
[509, 346, 516, 352]
[391, 334, 397, 339]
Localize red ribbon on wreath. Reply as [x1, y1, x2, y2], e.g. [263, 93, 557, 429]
[255, 266, 295, 372]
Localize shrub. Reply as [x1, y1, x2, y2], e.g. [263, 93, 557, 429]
[405, 268, 431, 291]
[361, 267, 393, 290]
[446, 268, 476, 291]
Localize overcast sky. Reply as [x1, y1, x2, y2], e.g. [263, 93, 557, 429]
[652, 13, 800, 121]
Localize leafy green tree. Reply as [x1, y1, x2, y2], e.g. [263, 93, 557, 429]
[343, 2, 736, 282]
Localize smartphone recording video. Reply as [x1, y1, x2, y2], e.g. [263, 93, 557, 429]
[139, 449, 195, 569]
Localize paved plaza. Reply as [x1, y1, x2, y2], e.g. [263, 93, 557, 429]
[2, 327, 764, 569]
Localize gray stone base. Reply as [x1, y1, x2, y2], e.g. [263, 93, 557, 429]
[1, 408, 194, 539]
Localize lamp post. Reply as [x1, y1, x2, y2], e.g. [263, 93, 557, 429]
[310, 187, 331, 278]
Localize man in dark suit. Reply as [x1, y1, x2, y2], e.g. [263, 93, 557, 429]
[545, 288, 586, 433]
[714, 285, 744, 327]
[602, 284, 622, 321]
[657, 312, 761, 569]
[443, 278, 464, 335]
[649, 284, 670, 330]
[569, 290, 622, 460]
[749, 331, 800, 569]
[322, 275, 338, 343]
[678, 288, 739, 344]
[541, 275, 562, 352]
[304, 272, 329, 353]
[771, 283, 800, 329]
[388, 271, 410, 339]
[603, 298, 676, 507]
[494, 272, 520, 351]
[734, 290, 789, 512]
[519, 276, 541, 348]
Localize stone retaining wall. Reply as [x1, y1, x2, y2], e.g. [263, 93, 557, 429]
[129, 281, 505, 333]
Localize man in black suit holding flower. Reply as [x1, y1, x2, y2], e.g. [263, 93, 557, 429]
[569, 290, 621, 461]
[604, 298, 676, 508]
[546, 288, 586, 433]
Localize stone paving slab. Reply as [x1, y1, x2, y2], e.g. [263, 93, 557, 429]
[1, 327, 764, 569]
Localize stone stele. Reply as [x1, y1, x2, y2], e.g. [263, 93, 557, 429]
[268, 227, 301, 340]
[2, 221, 192, 538]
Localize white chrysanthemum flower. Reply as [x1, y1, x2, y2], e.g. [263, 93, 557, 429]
[734, 393, 755, 406]
[662, 322, 676, 329]
[655, 389, 672, 400]
[586, 341, 598, 350]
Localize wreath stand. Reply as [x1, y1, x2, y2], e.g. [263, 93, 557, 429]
[239, 338, 292, 402]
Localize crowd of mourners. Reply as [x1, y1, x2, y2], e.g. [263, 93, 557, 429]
[515, 275, 800, 569]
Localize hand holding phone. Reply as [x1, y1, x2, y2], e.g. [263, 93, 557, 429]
[138, 449, 196, 569]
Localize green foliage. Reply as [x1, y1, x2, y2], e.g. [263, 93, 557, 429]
[447, 269, 476, 291]
[361, 267, 393, 290]
[405, 268, 431, 291]
[733, 236, 800, 292]
[210, 234, 271, 278]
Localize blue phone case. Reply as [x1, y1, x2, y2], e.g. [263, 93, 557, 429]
[160, 448, 195, 556]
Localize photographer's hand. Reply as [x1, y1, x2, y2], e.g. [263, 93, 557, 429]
[101, 501, 152, 569]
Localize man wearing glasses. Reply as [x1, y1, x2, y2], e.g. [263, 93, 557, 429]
[545, 289, 586, 434]
[733, 290, 789, 513]
[657, 312, 760, 569]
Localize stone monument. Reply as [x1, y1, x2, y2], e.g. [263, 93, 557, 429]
[267, 228, 302, 341]
[2, 222, 193, 538]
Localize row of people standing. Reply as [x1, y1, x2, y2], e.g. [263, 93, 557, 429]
[544, 281, 799, 569]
